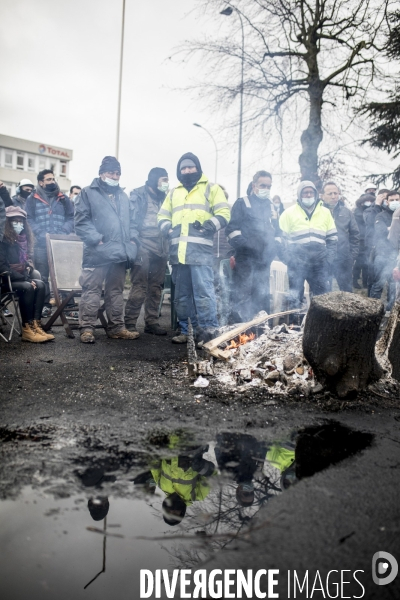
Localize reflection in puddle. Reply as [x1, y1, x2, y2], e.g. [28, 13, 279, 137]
[0, 422, 373, 599]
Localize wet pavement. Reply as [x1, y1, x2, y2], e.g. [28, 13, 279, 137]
[1, 311, 400, 599]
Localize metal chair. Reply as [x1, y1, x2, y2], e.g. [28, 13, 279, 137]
[0, 272, 22, 342]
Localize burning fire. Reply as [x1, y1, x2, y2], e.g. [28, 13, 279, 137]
[226, 332, 256, 350]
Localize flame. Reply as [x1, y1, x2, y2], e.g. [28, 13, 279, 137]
[226, 332, 256, 349]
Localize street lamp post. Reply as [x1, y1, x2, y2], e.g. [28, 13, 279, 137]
[193, 123, 218, 182]
[220, 6, 244, 199]
[116, 0, 126, 159]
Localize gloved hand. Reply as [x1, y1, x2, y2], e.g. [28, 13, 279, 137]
[193, 219, 216, 237]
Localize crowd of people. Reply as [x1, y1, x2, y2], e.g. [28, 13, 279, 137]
[1, 152, 399, 345]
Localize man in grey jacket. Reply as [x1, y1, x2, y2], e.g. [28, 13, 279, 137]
[74, 156, 139, 344]
[125, 167, 169, 336]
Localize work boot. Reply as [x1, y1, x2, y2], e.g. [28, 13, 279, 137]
[171, 333, 188, 344]
[32, 320, 55, 341]
[144, 323, 167, 336]
[21, 322, 48, 343]
[107, 329, 140, 340]
[80, 330, 95, 344]
[125, 324, 138, 333]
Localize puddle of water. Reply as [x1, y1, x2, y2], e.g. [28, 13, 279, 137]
[0, 423, 373, 599]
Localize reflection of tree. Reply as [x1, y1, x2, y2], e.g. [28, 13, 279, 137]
[164, 468, 282, 570]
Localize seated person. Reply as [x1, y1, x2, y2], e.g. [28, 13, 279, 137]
[0, 206, 54, 342]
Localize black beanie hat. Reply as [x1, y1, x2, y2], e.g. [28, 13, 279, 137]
[99, 156, 121, 175]
[146, 167, 168, 190]
[176, 152, 202, 183]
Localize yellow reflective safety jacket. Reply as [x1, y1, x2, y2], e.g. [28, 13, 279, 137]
[266, 445, 295, 473]
[151, 457, 211, 505]
[279, 201, 337, 264]
[157, 174, 230, 265]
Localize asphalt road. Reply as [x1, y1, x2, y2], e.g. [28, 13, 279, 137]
[0, 308, 399, 599]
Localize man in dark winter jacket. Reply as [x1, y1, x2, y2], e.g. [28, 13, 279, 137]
[279, 181, 337, 309]
[125, 167, 169, 336]
[321, 181, 359, 292]
[26, 169, 74, 317]
[74, 156, 139, 344]
[225, 170, 281, 321]
[12, 179, 35, 209]
[352, 193, 375, 288]
[158, 152, 230, 344]
[369, 190, 400, 310]
[0, 181, 12, 209]
[363, 189, 390, 292]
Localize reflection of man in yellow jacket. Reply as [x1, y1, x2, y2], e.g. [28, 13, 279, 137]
[151, 455, 214, 526]
[264, 444, 296, 492]
[158, 152, 230, 344]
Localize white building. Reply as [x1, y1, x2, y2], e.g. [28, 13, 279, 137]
[0, 134, 73, 196]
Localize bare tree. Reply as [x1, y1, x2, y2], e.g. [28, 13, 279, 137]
[182, 0, 388, 187]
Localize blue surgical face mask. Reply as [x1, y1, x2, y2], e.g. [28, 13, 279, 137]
[389, 200, 400, 212]
[364, 201, 372, 207]
[12, 222, 24, 235]
[103, 177, 119, 187]
[302, 197, 315, 207]
[256, 188, 271, 200]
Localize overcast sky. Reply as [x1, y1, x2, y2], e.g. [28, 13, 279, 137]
[0, 0, 395, 202]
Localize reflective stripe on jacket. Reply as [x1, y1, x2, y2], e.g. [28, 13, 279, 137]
[279, 201, 337, 246]
[157, 175, 230, 265]
[151, 457, 211, 505]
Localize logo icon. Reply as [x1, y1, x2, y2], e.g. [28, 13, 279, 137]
[372, 551, 398, 586]
[39, 144, 46, 154]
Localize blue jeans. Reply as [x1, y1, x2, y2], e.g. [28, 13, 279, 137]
[171, 264, 218, 335]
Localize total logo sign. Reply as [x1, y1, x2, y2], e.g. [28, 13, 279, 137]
[38, 144, 70, 159]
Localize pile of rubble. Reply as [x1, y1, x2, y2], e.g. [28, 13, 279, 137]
[209, 322, 320, 396]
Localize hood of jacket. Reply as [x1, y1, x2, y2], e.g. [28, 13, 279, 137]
[297, 180, 318, 205]
[176, 152, 203, 184]
[355, 193, 375, 209]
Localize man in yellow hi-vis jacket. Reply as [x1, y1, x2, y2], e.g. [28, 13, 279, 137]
[158, 152, 230, 343]
[279, 181, 337, 309]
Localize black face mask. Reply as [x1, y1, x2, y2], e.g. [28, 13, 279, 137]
[180, 171, 200, 190]
[44, 182, 57, 193]
[20, 189, 32, 199]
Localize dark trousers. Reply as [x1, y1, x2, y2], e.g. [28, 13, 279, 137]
[287, 259, 329, 309]
[328, 259, 353, 293]
[12, 279, 46, 324]
[369, 254, 396, 310]
[232, 257, 271, 322]
[79, 262, 126, 333]
[353, 245, 368, 287]
[34, 245, 50, 306]
[125, 249, 167, 327]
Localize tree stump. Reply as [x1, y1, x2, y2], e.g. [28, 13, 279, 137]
[376, 302, 400, 381]
[303, 292, 384, 398]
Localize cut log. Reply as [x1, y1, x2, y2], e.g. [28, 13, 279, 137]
[302, 292, 384, 398]
[376, 302, 400, 381]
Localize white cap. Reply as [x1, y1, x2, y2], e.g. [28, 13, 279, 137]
[18, 178, 34, 187]
[364, 182, 377, 192]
